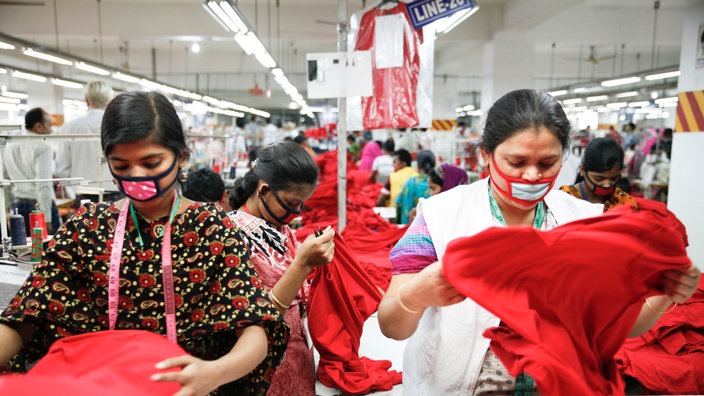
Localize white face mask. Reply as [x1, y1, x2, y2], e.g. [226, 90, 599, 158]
[510, 182, 552, 202]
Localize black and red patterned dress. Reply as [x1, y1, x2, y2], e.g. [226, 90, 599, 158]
[0, 201, 288, 395]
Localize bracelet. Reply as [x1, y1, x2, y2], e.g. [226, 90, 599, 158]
[645, 297, 677, 314]
[397, 283, 421, 314]
[269, 291, 290, 310]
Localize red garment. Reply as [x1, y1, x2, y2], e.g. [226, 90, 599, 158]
[0, 330, 183, 395]
[354, 3, 422, 129]
[442, 201, 691, 396]
[615, 279, 704, 394]
[307, 234, 402, 394]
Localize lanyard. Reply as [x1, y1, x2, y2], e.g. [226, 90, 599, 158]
[488, 183, 544, 228]
[109, 194, 181, 343]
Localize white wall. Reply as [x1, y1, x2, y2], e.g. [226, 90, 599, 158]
[668, 6, 704, 270]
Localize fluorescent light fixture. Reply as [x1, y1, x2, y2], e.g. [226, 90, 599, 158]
[465, 110, 482, 117]
[112, 72, 141, 84]
[255, 52, 276, 69]
[0, 97, 21, 104]
[644, 70, 680, 80]
[562, 98, 583, 105]
[203, 0, 249, 33]
[606, 102, 627, 109]
[22, 48, 73, 65]
[235, 32, 266, 55]
[52, 78, 83, 89]
[660, 102, 677, 108]
[0, 68, 6, 74]
[191, 42, 201, 54]
[654, 97, 678, 104]
[271, 68, 284, 78]
[455, 107, 463, 113]
[628, 101, 650, 108]
[462, 104, 475, 111]
[615, 91, 639, 98]
[1, 90, 28, 99]
[586, 95, 608, 102]
[205, 106, 244, 118]
[12, 70, 47, 82]
[0, 103, 19, 111]
[75, 61, 111, 76]
[0, 41, 16, 50]
[431, 5, 480, 34]
[601, 76, 641, 87]
[549, 90, 568, 97]
[140, 79, 163, 90]
[249, 108, 271, 118]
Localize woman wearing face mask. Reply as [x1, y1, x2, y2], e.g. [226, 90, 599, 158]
[377, 89, 701, 395]
[227, 141, 335, 396]
[560, 137, 638, 212]
[0, 91, 288, 395]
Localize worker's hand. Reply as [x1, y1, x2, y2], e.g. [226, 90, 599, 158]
[151, 354, 220, 396]
[296, 226, 335, 269]
[660, 265, 701, 303]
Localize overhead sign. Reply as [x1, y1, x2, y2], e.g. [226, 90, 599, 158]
[407, 0, 475, 30]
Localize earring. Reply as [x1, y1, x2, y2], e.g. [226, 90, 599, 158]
[180, 168, 188, 182]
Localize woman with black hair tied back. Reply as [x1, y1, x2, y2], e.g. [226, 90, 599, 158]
[560, 137, 638, 212]
[228, 141, 335, 396]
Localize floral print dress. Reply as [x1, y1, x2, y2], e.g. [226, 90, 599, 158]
[228, 209, 316, 396]
[0, 201, 289, 395]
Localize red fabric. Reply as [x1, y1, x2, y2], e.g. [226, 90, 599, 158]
[615, 278, 704, 394]
[307, 234, 402, 394]
[355, 3, 422, 129]
[442, 202, 691, 396]
[0, 330, 183, 395]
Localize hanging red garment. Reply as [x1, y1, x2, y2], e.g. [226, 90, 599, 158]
[354, 3, 422, 129]
[442, 201, 692, 396]
[0, 330, 183, 395]
[307, 233, 402, 394]
[614, 278, 704, 394]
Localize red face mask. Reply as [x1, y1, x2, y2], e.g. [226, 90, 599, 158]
[490, 155, 559, 206]
[584, 173, 618, 196]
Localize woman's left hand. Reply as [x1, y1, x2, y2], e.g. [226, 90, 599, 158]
[296, 226, 335, 269]
[151, 354, 221, 396]
[660, 265, 701, 303]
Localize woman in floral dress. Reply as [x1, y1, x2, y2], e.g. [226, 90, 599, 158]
[0, 91, 288, 395]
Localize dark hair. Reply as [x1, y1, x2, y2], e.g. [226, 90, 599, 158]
[236, 117, 246, 129]
[101, 91, 189, 159]
[293, 134, 306, 145]
[393, 149, 412, 167]
[428, 167, 443, 186]
[479, 89, 571, 154]
[579, 137, 624, 181]
[383, 139, 395, 153]
[248, 146, 260, 165]
[25, 107, 45, 130]
[183, 167, 225, 202]
[416, 150, 436, 172]
[229, 141, 319, 209]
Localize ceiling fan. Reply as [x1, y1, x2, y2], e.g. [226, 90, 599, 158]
[565, 45, 616, 65]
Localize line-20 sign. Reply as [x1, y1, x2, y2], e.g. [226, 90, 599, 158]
[407, 0, 476, 30]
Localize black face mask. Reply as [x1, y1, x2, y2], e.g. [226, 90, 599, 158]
[109, 157, 179, 201]
[583, 172, 619, 197]
[258, 187, 302, 225]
